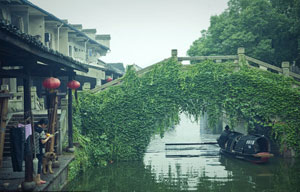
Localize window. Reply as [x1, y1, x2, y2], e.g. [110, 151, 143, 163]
[45, 33, 52, 48]
[69, 45, 73, 57]
[88, 49, 92, 57]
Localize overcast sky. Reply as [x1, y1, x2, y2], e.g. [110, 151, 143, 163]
[30, 0, 228, 68]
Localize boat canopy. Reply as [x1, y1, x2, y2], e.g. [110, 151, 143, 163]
[234, 135, 270, 154]
[218, 131, 270, 154]
[217, 131, 242, 151]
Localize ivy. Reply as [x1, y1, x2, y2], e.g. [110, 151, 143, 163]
[72, 58, 300, 170]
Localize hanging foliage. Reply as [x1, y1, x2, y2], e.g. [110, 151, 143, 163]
[72, 58, 300, 172]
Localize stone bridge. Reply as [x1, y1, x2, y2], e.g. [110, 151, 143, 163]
[91, 47, 300, 93]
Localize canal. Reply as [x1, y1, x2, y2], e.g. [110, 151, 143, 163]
[64, 114, 300, 191]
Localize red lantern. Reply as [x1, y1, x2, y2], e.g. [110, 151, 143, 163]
[42, 77, 61, 89]
[67, 80, 80, 90]
[106, 77, 112, 82]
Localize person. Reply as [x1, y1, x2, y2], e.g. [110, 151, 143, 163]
[224, 125, 230, 133]
[217, 125, 231, 149]
[33, 118, 53, 185]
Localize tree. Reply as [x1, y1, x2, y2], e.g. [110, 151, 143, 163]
[188, 0, 299, 67]
[270, 0, 300, 64]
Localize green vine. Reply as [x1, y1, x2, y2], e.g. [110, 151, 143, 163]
[72, 58, 300, 169]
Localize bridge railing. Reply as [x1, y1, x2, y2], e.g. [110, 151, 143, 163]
[244, 56, 300, 80]
[178, 55, 238, 62]
[174, 47, 300, 82]
[90, 58, 170, 93]
[90, 78, 122, 93]
[91, 47, 300, 93]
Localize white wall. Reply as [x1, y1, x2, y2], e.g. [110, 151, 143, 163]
[68, 40, 86, 62]
[11, 9, 29, 33]
[59, 27, 68, 55]
[45, 25, 57, 50]
[76, 68, 105, 79]
[96, 35, 110, 48]
[97, 39, 110, 48]
[85, 33, 95, 40]
[86, 46, 100, 64]
[0, 7, 12, 23]
[29, 15, 45, 43]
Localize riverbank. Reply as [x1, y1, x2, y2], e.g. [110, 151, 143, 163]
[0, 153, 74, 191]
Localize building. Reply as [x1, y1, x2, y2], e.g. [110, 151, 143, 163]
[0, 0, 124, 190]
[0, 0, 124, 92]
[0, 0, 124, 108]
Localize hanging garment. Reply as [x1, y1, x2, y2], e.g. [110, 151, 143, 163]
[18, 123, 32, 140]
[10, 127, 25, 172]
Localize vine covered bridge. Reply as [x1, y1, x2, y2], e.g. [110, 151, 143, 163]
[76, 47, 300, 161]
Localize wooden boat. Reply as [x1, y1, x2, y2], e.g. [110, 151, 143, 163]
[217, 130, 273, 163]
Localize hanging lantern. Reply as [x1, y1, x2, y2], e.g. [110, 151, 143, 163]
[42, 77, 61, 90]
[106, 77, 112, 82]
[67, 80, 80, 90]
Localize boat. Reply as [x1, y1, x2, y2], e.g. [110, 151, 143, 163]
[217, 130, 273, 163]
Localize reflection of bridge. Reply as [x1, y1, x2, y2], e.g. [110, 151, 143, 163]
[91, 47, 300, 93]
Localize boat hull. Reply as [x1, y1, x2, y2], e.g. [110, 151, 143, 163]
[220, 149, 273, 164]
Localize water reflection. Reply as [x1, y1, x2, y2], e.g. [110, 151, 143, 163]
[64, 114, 300, 192]
[144, 114, 227, 191]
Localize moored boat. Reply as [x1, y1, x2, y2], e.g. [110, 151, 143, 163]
[217, 129, 273, 163]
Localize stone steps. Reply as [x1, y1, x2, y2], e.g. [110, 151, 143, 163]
[0, 171, 25, 180]
[0, 157, 25, 180]
[0, 111, 62, 186]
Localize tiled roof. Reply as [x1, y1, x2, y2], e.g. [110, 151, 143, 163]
[107, 63, 125, 73]
[0, 20, 88, 72]
[97, 59, 125, 75]
[105, 64, 125, 75]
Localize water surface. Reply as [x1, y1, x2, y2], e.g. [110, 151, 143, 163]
[65, 114, 300, 191]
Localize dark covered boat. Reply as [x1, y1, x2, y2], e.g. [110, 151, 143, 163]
[217, 130, 273, 163]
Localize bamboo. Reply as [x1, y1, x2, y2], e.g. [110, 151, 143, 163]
[47, 91, 58, 152]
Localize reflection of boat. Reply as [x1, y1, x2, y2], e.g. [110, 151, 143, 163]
[217, 131, 273, 163]
[219, 155, 274, 182]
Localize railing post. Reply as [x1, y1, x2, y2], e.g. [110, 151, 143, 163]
[281, 61, 290, 76]
[17, 86, 23, 102]
[171, 49, 178, 62]
[83, 82, 91, 91]
[30, 86, 37, 110]
[171, 49, 178, 57]
[238, 47, 246, 66]
[58, 98, 68, 155]
[1, 85, 9, 91]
